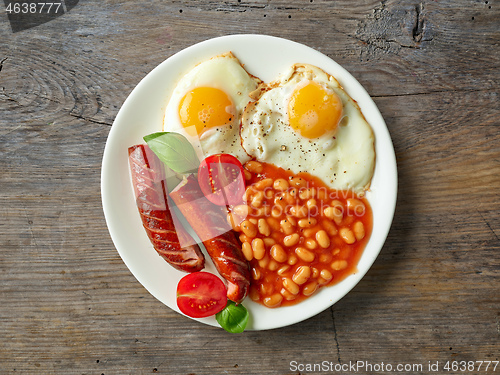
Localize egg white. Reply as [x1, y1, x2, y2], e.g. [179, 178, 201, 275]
[164, 52, 260, 164]
[241, 64, 375, 192]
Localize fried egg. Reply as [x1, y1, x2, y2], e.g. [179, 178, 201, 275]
[163, 52, 260, 163]
[241, 64, 375, 191]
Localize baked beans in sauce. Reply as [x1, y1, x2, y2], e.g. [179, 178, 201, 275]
[227, 161, 373, 308]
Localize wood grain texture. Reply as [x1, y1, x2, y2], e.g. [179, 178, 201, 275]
[1, 0, 498, 374]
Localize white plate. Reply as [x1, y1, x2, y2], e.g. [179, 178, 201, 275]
[101, 34, 397, 331]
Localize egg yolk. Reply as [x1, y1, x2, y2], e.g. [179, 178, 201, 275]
[179, 87, 235, 136]
[288, 81, 343, 139]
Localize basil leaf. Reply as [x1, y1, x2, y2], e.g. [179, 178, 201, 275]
[144, 132, 199, 174]
[216, 301, 249, 333]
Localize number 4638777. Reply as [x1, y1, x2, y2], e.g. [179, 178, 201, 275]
[443, 361, 499, 372]
[5, 2, 63, 14]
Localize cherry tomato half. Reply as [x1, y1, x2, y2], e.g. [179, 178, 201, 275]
[176, 272, 228, 318]
[198, 153, 246, 206]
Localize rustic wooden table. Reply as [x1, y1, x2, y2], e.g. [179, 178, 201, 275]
[1, 1, 498, 374]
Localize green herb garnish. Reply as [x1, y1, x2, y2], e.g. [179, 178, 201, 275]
[143, 132, 199, 174]
[216, 301, 249, 333]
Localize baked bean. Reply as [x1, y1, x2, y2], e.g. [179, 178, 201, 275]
[280, 288, 297, 301]
[295, 247, 315, 262]
[243, 169, 252, 181]
[253, 205, 271, 217]
[283, 233, 300, 247]
[283, 277, 300, 295]
[280, 219, 295, 235]
[263, 237, 276, 248]
[251, 267, 261, 280]
[311, 267, 319, 278]
[343, 215, 355, 225]
[286, 216, 297, 226]
[289, 187, 298, 197]
[320, 269, 333, 282]
[273, 178, 289, 191]
[321, 219, 338, 236]
[316, 230, 331, 248]
[289, 205, 308, 218]
[289, 176, 307, 188]
[266, 217, 280, 231]
[306, 198, 317, 211]
[333, 208, 344, 225]
[330, 199, 343, 209]
[249, 286, 260, 301]
[347, 198, 365, 216]
[240, 220, 257, 238]
[316, 187, 328, 200]
[303, 228, 316, 238]
[254, 178, 273, 190]
[283, 191, 296, 204]
[273, 195, 287, 211]
[332, 248, 341, 256]
[302, 280, 318, 296]
[233, 204, 249, 217]
[241, 241, 253, 261]
[239, 233, 251, 243]
[331, 259, 348, 271]
[318, 277, 329, 286]
[268, 260, 279, 271]
[277, 265, 291, 275]
[323, 206, 334, 219]
[227, 213, 240, 231]
[270, 244, 287, 263]
[260, 282, 274, 295]
[258, 218, 271, 236]
[252, 238, 266, 260]
[249, 218, 258, 225]
[263, 293, 283, 308]
[353, 221, 365, 240]
[324, 206, 343, 225]
[287, 254, 298, 265]
[243, 187, 256, 202]
[258, 255, 270, 268]
[305, 238, 318, 250]
[299, 187, 315, 200]
[250, 191, 264, 208]
[271, 206, 282, 218]
[298, 217, 317, 228]
[264, 189, 274, 199]
[339, 227, 356, 244]
[245, 160, 263, 174]
[292, 265, 311, 285]
[319, 253, 332, 263]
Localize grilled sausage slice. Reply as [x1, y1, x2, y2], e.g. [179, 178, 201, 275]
[169, 174, 250, 304]
[128, 144, 204, 272]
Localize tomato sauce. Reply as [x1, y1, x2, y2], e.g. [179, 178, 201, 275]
[232, 161, 373, 308]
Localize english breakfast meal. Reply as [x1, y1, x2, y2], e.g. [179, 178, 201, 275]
[127, 52, 375, 331]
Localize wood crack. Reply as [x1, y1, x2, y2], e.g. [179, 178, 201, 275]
[330, 307, 342, 364]
[0, 86, 20, 104]
[412, 3, 425, 42]
[0, 57, 7, 73]
[477, 210, 499, 242]
[69, 113, 112, 126]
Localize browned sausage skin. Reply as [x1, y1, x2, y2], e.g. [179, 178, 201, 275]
[169, 175, 251, 304]
[128, 145, 205, 272]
